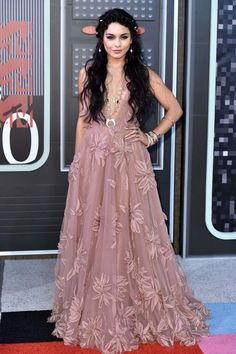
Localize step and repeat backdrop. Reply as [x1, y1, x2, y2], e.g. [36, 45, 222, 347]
[0, 0, 178, 255]
[2, 0, 234, 257]
[0, 0, 64, 254]
[183, 0, 236, 256]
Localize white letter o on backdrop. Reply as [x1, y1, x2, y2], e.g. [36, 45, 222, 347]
[2, 113, 39, 164]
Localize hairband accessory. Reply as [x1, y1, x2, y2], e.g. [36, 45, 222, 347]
[136, 27, 145, 34]
[82, 25, 145, 35]
[82, 26, 98, 35]
[132, 25, 145, 34]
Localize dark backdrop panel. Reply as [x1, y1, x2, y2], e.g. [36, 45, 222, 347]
[211, 0, 236, 232]
[0, 0, 179, 254]
[183, 0, 236, 256]
[0, 0, 68, 253]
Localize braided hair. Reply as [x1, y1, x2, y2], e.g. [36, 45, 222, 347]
[80, 8, 151, 124]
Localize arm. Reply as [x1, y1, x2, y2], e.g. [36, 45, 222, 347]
[124, 67, 183, 145]
[74, 67, 90, 153]
[148, 67, 183, 137]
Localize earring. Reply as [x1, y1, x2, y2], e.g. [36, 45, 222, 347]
[99, 47, 101, 52]
[130, 47, 133, 53]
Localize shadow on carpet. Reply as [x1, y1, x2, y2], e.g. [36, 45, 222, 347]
[0, 310, 60, 343]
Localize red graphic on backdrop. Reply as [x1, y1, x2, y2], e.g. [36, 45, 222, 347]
[0, 95, 33, 128]
[0, 21, 33, 128]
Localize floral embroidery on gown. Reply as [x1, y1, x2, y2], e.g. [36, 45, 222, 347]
[47, 88, 210, 353]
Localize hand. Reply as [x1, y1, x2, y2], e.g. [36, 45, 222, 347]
[124, 127, 148, 146]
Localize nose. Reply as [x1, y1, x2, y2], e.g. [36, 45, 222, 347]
[114, 38, 121, 47]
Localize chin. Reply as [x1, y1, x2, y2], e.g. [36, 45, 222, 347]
[109, 52, 126, 60]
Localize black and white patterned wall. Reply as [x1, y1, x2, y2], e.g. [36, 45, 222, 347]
[72, 0, 157, 20]
[213, 0, 236, 232]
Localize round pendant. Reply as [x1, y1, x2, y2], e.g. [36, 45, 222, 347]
[106, 117, 116, 127]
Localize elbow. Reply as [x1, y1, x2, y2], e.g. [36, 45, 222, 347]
[179, 107, 183, 119]
[176, 105, 183, 120]
[169, 102, 183, 122]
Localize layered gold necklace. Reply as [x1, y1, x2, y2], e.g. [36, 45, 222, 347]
[104, 77, 125, 127]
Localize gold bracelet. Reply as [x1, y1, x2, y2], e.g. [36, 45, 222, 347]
[145, 131, 160, 147]
[144, 133, 153, 147]
[150, 130, 161, 140]
[149, 131, 159, 143]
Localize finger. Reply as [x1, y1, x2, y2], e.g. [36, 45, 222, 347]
[124, 127, 139, 131]
[128, 135, 142, 141]
[124, 131, 135, 137]
[128, 138, 147, 144]
[132, 138, 148, 145]
[125, 139, 138, 143]
[125, 136, 139, 141]
[124, 132, 138, 139]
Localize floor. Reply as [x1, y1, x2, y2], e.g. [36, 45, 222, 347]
[0, 256, 236, 313]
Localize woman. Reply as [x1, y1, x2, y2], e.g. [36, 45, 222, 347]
[48, 8, 210, 354]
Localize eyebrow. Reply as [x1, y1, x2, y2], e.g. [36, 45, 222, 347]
[105, 32, 130, 36]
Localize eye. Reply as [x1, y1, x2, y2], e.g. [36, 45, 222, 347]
[121, 35, 129, 40]
[106, 35, 114, 40]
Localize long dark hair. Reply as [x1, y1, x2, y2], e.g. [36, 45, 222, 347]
[80, 8, 151, 124]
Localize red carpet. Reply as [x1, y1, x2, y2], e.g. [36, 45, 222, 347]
[0, 341, 204, 354]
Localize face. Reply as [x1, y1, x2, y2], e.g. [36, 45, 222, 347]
[103, 22, 132, 61]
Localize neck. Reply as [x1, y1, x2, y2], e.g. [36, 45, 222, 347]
[107, 57, 125, 68]
[107, 63, 124, 68]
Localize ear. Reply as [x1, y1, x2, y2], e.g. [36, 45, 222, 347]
[137, 27, 145, 35]
[82, 26, 97, 35]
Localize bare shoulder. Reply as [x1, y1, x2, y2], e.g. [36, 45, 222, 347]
[78, 67, 87, 92]
[146, 66, 164, 86]
[79, 67, 87, 82]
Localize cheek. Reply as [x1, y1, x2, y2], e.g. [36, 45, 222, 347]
[124, 41, 131, 51]
[102, 43, 108, 53]
[124, 39, 132, 48]
[103, 39, 111, 49]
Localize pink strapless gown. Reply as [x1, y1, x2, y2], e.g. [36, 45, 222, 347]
[48, 89, 210, 353]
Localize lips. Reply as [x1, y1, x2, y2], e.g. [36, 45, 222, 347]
[112, 50, 122, 53]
